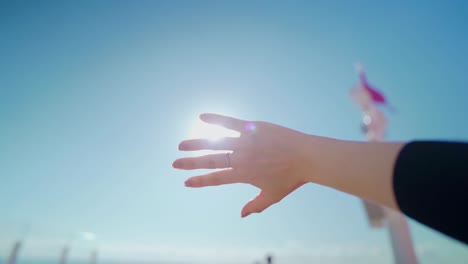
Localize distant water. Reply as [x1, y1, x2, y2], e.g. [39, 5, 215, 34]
[0, 260, 187, 264]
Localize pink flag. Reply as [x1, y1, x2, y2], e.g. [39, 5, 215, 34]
[358, 68, 387, 104]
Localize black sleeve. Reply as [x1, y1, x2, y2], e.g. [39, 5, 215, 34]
[393, 141, 468, 244]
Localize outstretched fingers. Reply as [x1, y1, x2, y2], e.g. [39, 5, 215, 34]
[173, 153, 232, 170]
[179, 137, 239, 151]
[200, 113, 249, 132]
[184, 169, 241, 187]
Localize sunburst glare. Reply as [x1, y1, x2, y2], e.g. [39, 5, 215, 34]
[190, 118, 240, 141]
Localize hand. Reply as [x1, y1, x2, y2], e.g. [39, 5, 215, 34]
[173, 113, 315, 217]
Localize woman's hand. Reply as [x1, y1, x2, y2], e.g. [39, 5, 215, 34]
[173, 113, 316, 217]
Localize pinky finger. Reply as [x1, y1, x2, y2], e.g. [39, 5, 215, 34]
[184, 169, 240, 188]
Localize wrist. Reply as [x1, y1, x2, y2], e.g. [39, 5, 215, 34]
[298, 134, 341, 187]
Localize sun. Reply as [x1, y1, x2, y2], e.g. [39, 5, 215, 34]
[190, 119, 240, 141]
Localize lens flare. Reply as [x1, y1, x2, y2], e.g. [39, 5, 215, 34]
[245, 122, 256, 132]
[190, 119, 240, 140]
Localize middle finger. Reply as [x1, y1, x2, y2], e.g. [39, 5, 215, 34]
[173, 152, 234, 170]
[178, 137, 239, 151]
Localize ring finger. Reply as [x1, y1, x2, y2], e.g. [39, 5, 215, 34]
[173, 153, 234, 170]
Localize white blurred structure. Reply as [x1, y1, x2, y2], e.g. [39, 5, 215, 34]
[351, 65, 418, 264]
[58, 245, 70, 264]
[6, 240, 22, 264]
[90, 249, 98, 264]
[82, 232, 98, 264]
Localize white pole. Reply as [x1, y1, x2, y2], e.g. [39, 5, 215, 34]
[89, 248, 98, 264]
[6, 240, 22, 264]
[355, 90, 419, 264]
[58, 245, 70, 264]
[385, 208, 419, 264]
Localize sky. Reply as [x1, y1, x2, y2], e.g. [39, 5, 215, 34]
[0, 1, 467, 263]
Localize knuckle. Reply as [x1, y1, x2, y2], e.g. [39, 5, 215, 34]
[229, 153, 238, 167]
[193, 176, 204, 186]
[207, 158, 216, 168]
[185, 159, 195, 169]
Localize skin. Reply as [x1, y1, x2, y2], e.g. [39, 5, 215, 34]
[173, 113, 405, 218]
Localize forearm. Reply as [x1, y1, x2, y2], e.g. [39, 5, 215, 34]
[303, 136, 405, 211]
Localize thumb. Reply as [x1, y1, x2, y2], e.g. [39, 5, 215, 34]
[241, 191, 276, 218]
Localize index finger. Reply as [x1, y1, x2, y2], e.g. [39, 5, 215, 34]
[200, 113, 249, 132]
[184, 169, 242, 187]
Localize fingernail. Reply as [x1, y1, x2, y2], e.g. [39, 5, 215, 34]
[184, 179, 194, 187]
[173, 160, 184, 168]
[178, 142, 188, 150]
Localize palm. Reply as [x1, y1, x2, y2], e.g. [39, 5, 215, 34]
[173, 114, 310, 217]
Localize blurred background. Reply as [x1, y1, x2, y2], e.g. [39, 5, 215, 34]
[0, 1, 467, 263]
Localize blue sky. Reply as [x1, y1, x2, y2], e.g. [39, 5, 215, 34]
[0, 1, 467, 263]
